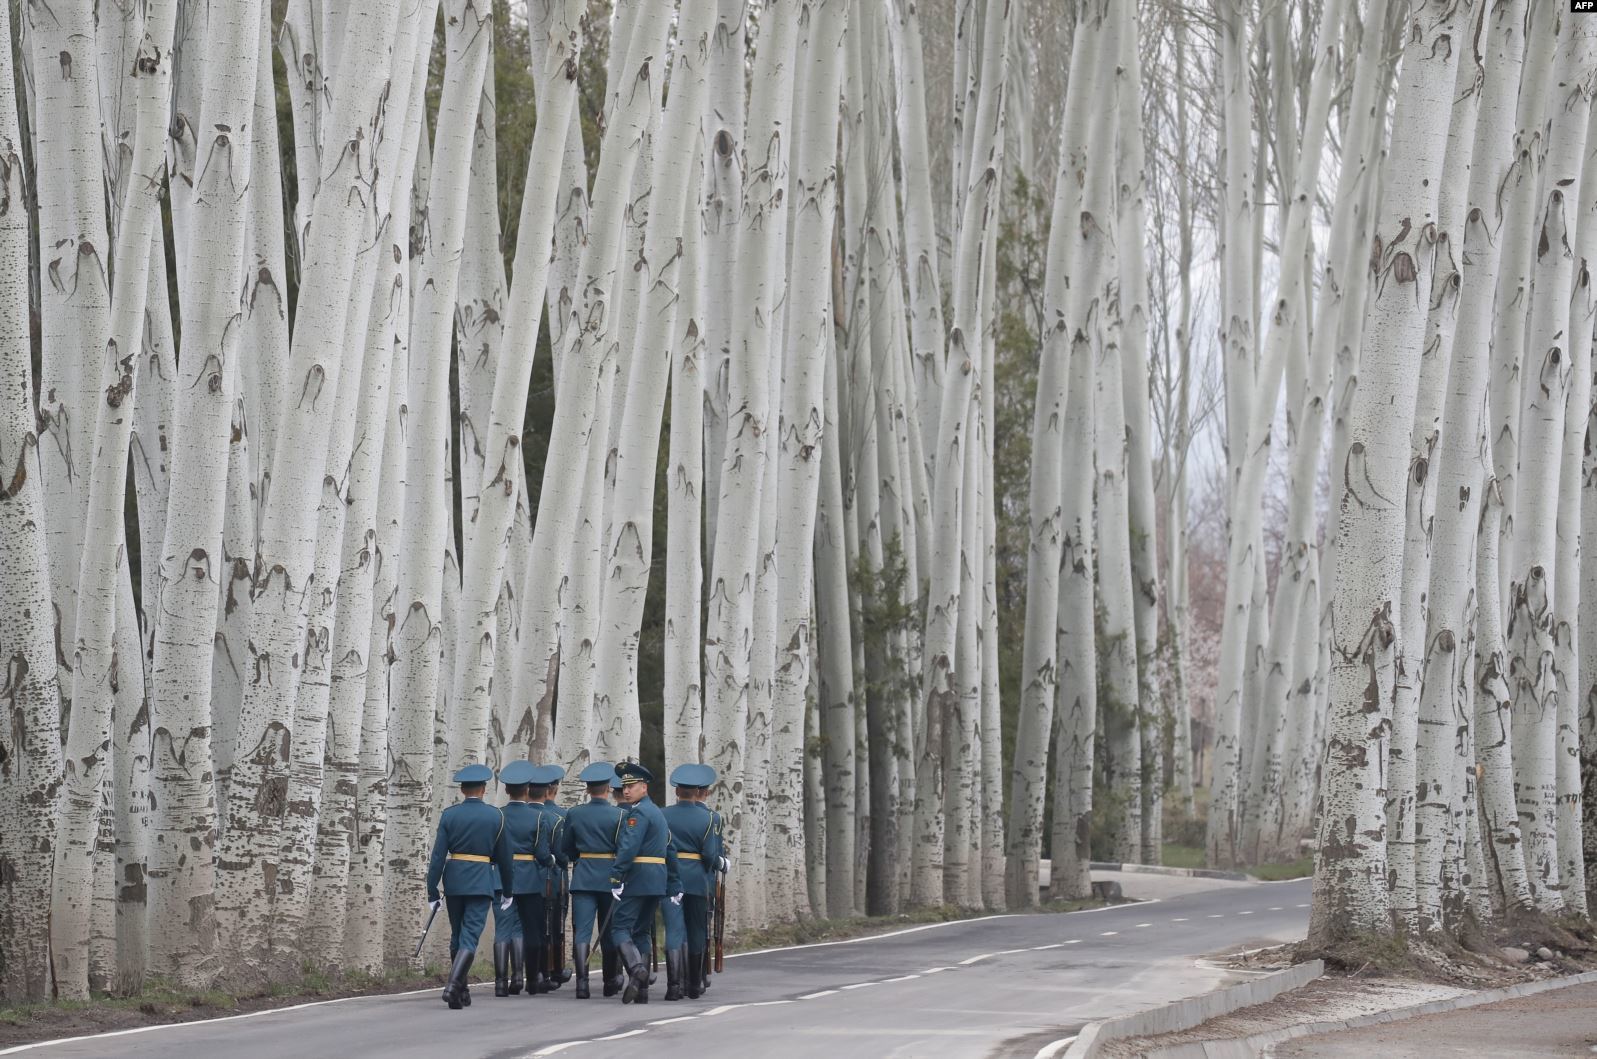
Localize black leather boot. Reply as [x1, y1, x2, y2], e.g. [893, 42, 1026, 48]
[493, 941, 510, 997]
[572, 942, 591, 998]
[527, 945, 545, 994]
[664, 946, 685, 1001]
[618, 940, 649, 1004]
[601, 944, 622, 997]
[508, 938, 524, 995]
[444, 949, 475, 1009]
[686, 950, 705, 999]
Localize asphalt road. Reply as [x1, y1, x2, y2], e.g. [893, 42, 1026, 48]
[7, 873, 1312, 1059]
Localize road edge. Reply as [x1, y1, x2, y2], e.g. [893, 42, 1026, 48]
[1178, 968, 1597, 1058]
[1058, 960, 1325, 1058]
[1087, 862, 1251, 883]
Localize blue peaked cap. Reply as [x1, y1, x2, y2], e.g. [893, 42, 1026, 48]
[453, 763, 493, 785]
[579, 761, 617, 784]
[531, 764, 566, 785]
[668, 763, 717, 788]
[498, 760, 537, 785]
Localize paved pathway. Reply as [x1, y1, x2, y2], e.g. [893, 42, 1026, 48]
[2, 873, 1312, 1059]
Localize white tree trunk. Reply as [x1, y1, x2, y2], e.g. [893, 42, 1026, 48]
[449, 0, 583, 785]
[666, 190, 708, 779]
[913, 0, 1008, 910]
[766, 0, 846, 923]
[29, 0, 114, 722]
[702, 0, 801, 901]
[589, 0, 715, 763]
[52, 0, 176, 999]
[217, 0, 408, 970]
[1112, 0, 1164, 867]
[1550, 100, 1597, 917]
[816, 327, 859, 915]
[1005, 0, 1111, 907]
[380, 0, 460, 969]
[700, 0, 746, 562]
[890, 0, 946, 458]
[1205, 0, 1257, 867]
[1506, 18, 1597, 914]
[304, 23, 428, 945]
[1490, 3, 1561, 605]
[1414, 0, 1530, 932]
[0, 7, 64, 996]
[1475, 477, 1532, 910]
[1310, 0, 1469, 947]
[146, 0, 266, 987]
[1582, 263, 1597, 911]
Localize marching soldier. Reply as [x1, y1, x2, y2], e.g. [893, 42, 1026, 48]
[535, 764, 572, 989]
[661, 764, 727, 1000]
[608, 760, 682, 1005]
[496, 760, 555, 996]
[489, 877, 524, 995]
[561, 761, 624, 998]
[425, 764, 515, 1010]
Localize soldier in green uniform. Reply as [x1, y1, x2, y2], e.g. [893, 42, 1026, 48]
[496, 760, 555, 996]
[661, 764, 727, 1000]
[425, 764, 515, 1009]
[534, 764, 572, 989]
[560, 761, 623, 998]
[609, 760, 682, 1004]
[489, 871, 524, 995]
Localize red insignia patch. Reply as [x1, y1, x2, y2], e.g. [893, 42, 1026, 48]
[627, 818, 637, 827]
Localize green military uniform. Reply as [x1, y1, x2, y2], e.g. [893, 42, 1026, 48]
[562, 761, 624, 998]
[495, 760, 555, 996]
[425, 764, 514, 1009]
[535, 764, 571, 987]
[609, 760, 681, 1004]
[661, 763, 726, 1000]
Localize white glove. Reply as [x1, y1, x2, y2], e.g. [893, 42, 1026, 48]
[717, 856, 730, 873]
[611, 885, 625, 900]
[500, 895, 514, 911]
[428, 898, 442, 913]
[670, 893, 683, 907]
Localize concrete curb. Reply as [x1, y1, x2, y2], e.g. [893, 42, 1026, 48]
[1061, 960, 1325, 1058]
[1162, 968, 1597, 1059]
[1089, 861, 1252, 883]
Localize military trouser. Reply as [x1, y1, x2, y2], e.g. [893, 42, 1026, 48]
[609, 894, 660, 954]
[445, 894, 490, 955]
[492, 896, 523, 939]
[662, 894, 708, 951]
[570, 890, 615, 947]
[512, 893, 546, 946]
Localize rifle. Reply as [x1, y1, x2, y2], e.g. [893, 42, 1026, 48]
[551, 869, 569, 980]
[544, 876, 557, 975]
[713, 869, 726, 973]
[414, 904, 440, 961]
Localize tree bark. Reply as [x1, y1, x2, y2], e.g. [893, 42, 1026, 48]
[1310, 0, 1470, 947]
[1506, 17, 1597, 914]
[0, 5, 64, 997]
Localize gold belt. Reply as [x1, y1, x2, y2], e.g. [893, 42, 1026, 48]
[677, 852, 702, 861]
[513, 854, 537, 861]
[579, 852, 614, 859]
[449, 853, 491, 863]
[635, 856, 666, 865]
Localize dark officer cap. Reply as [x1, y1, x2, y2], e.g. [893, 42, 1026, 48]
[615, 760, 654, 785]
